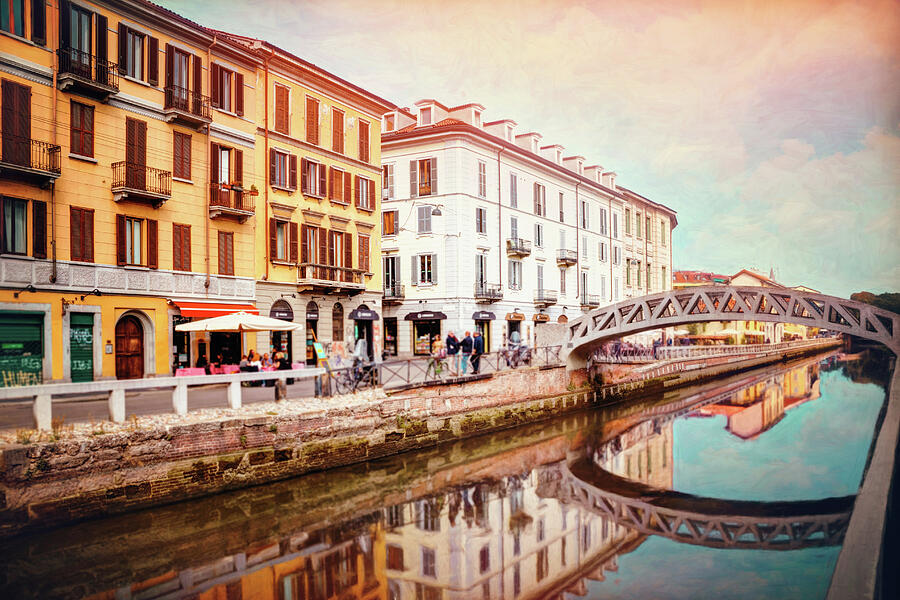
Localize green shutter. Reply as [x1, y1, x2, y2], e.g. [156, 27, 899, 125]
[70, 313, 94, 382]
[0, 312, 44, 387]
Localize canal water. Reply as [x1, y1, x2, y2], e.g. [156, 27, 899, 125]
[0, 350, 890, 600]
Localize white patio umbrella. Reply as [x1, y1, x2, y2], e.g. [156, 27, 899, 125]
[718, 327, 741, 335]
[672, 329, 690, 335]
[175, 311, 301, 333]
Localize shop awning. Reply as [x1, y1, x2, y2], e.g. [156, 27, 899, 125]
[349, 308, 380, 320]
[404, 311, 448, 321]
[472, 311, 496, 320]
[171, 301, 258, 319]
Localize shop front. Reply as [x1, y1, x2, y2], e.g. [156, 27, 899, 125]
[505, 311, 525, 346]
[305, 301, 319, 365]
[169, 301, 258, 368]
[533, 312, 550, 348]
[0, 311, 44, 387]
[349, 305, 379, 361]
[269, 300, 294, 362]
[472, 311, 495, 353]
[405, 311, 447, 356]
[383, 317, 398, 357]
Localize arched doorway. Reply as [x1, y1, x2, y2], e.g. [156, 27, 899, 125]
[350, 304, 376, 360]
[270, 300, 294, 362]
[115, 315, 144, 379]
[305, 301, 319, 365]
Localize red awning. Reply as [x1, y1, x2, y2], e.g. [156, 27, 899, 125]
[172, 301, 258, 319]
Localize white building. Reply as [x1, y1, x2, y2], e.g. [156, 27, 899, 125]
[380, 100, 677, 357]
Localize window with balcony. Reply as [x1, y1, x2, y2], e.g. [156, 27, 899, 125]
[70, 101, 94, 157]
[274, 83, 290, 134]
[417, 205, 432, 233]
[475, 253, 487, 287]
[476, 207, 486, 234]
[411, 157, 436, 197]
[477, 160, 486, 197]
[383, 210, 398, 236]
[536, 264, 544, 290]
[382, 163, 394, 199]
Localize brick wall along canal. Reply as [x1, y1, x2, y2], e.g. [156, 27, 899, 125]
[0, 349, 891, 599]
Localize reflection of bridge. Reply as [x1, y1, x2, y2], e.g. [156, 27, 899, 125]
[537, 460, 854, 551]
[566, 285, 900, 368]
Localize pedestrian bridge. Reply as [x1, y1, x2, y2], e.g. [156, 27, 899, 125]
[566, 285, 900, 369]
[537, 459, 853, 551]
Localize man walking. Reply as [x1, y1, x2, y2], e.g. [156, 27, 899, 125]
[460, 331, 473, 375]
[471, 330, 484, 374]
[446, 331, 461, 375]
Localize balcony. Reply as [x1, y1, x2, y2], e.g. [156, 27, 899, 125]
[383, 283, 405, 304]
[164, 85, 212, 128]
[298, 263, 366, 294]
[556, 249, 577, 266]
[0, 135, 61, 187]
[111, 162, 171, 207]
[209, 183, 255, 222]
[506, 238, 532, 257]
[534, 289, 558, 307]
[57, 47, 119, 100]
[475, 283, 503, 303]
[580, 294, 601, 309]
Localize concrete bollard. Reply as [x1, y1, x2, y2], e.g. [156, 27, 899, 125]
[108, 389, 126, 423]
[33, 394, 52, 431]
[227, 380, 242, 409]
[274, 378, 287, 402]
[172, 384, 188, 416]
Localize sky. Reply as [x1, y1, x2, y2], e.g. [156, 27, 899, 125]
[160, 0, 900, 298]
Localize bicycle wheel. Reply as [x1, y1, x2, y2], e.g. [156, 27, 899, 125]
[333, 371, 352, 395]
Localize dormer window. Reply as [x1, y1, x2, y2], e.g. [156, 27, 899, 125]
[384, 113, 395, 132]
[556, 150, 562, 163]
[506, 125, 513, 141]
[420, 107, 432, 126]
[473, 110, 482, 127]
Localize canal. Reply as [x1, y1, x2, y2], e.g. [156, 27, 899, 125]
[0, 349, 891, 599]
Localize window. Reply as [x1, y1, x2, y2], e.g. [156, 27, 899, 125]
[417, 205, 432, 233]
[646, 216, 652, 242]
[116, 215, 156, 268]
[416, 499, 440, 530]
[614, 277, 619, 300]
[1, 0, 25, 36]
[274, 220, 288, 260]
[384, 113, 395, 131]
[510, 216, 518, 239]
[613, 213, 618, 238]
[647, 263, 652, 291]
[301, 158, 326, 196]
[508, 260, 522, 289]
[383, 210, 398, 236]
[411, 158, 436, 197]
[125, 217, 142, 265]
[356, 176, 374, 210]
[580, 201, 589, 229]
[272, 149, 288, 188]
[625, 209, 631, 235]
[513, 564, 521, 597]
[626, 259, 632, 285]
[217, 231, 233, 275]
[536, 264, 543, 290]
[387, 545, 404, 571]
[560, 268, 566, 294]
[124, 27, 143, 80]
[69, 206, 93, 262]
[509, 172, 517, 207]
[422, 547, 436, 578]
[613, 245, 621, 264]
[513, 531, 521, 556]
[479, 545, 490, 574]
[537, 548, 549, 582]
[660, 220, 666, 245]
[358, 119, 370, 163]
[305, 96, 319, 144]
[636, 212, 642, 238]
[559, 192, 564, 222]
[325, 106, 343, 153]
[581, 235, 587, 259]
[535, 223, 543, 247]
[382, 164, 394, 199]
[70, 101, 94, 157]
[476, 207, 486, 234]
[599, 241, 606, 262]
[172, 223, 190, 271]
[637, 261, 642, 287]
[599, 207, 608, 235]
[533, 182, 546, 216]
[358, 233, 370, 272]
[210, 64, 242, 115]
[1, 197, 27, 254]
[420, 106, 432, 125]
[477, 160, 486, 197]
[661, 266, 667, 289]
[475, 253, 487, 287]
[332, 303, 343, 342]
[173, 131, 191, 180]
[601, 275, 607, 300]
[418, 254, 434, 284]
[274, 83, 290, 134]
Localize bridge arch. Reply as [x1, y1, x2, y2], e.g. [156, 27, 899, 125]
[566, 285, 900, 370]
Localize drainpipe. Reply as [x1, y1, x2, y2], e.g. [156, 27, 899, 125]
[49, 3, 59, 283]
[496, 146, 504, 289]
[262, 45, 272, 281]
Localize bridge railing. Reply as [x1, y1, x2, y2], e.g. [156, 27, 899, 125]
[656, 338, 837, 360]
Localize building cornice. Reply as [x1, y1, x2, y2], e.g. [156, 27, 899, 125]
[259, 128, 381, 175]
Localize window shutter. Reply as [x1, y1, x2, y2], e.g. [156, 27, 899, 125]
[94, 15, 108, 80]
[332, 110, 343, 153]
[275, 86, 287, 133]
[327, 231, 335, 266]
[136, 119, 147, 166]
[343, 171, 351, 204]
[344, 232, 352, 271]
[409, 161, 417, 198]
[85, 209, 94, 262]
[31, 0, 46, 45]
[368, 178, 375, 209]
[234, 149, 242, 185]
[269, 148, 277, 186]
[234, 72, 244, 116]
[59, 0, 70, 48]
[306, 97, 318, 144]
[32, 201, 46, 259]
[317, 227, 327, 265]
[210, 143, 219, 194]
[299, 157, 307, 193]
[147, 37, 159, 86]
[147, 219, 158, 269]
[192, 55, 202, 103]
[357, 234, 364, 272]
[354, 175, 360, 207]
[164, 44, 173, 89]
[210, 64, 220, 108]
[70, 207, 82, 262]
[301, 224, 309, 263]
[269, 218, 277, 261]
[411, 255, 418, 285]
[432, 255, 438, 284]
[116, 214, 126, 265]
[289, 222, 299, 263]
[430, 158, 438, 195]
[217, 231, 226, 274]
[117, 23, 126, 75]
[318, 164, 326, 197]
[183, 225, 192, 271]
[359, 121, 369, 162]
[328, 167, 336, 200]
[172, 225, 182, 270]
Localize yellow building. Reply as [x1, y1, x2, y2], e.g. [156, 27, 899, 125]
[216, 34, 396, 364]
[1, 0, 259, 384]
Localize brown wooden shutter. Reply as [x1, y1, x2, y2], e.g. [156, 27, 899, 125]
[409, 160, 418, 198]
[368, 177, 375, 209]
[306, 97, 318, 144]
[359, 121, 369, 163]
[343, 171, 351, 204]
[289, 222, 298, 263]
[210, 142, 219, 201]
[32, 200, 46, 259]
[59, 0, 70, 49]
[84, 209, 93, 262]
[164, 44, 174, 90]
[147, 37, 159, 85]
[354, 175, 360, 207]
[332, 110, 343, 153]
[269, 218, 277, 261]
[275, 85, 288, 133]
[301, 225, 309, 263]
[172, 225, 182, 270]
[357, 234, 364, 273]
[269, 149, 276, 185]
[343, 232, 352, 271]
[328, 167, 336, 200]
[117, 24, 127, 74]
[300, 158, 308, 193]
[233, 149, 243, 185]
[116, 214, 126, 265]
[147, 219, 158, 269]
[430, 158, 438, 195]
[317, 164, 326, 197]
[96, 15, 108, 79]
[192, 55, 202, 112]
[317, 227, 327, 265]
[234, 72, 244, 116]
[70, 207, 82, 262]
[210, 63, 220, 108]
[290, 155, 298, 190]
[31, 0, 46, 46]
[183, 225, 191, 271]
[217, 231, 225, 274]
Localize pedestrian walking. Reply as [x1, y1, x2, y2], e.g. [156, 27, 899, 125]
[446, 331, 460, 375]
[460, 331, 473, 375]
[471, 330, 484, 374]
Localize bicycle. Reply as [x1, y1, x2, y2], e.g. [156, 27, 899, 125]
[330, 360, 377, 395]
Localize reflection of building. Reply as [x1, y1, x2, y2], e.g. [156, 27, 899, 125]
[592, 419, 674, 490]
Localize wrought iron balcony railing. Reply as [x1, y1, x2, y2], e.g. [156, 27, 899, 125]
[534, 289, 558, 306]
[111, 162, 171, 205]
[164, 85, 212, 123]
[475, 283, 503, 302]
[298, 263, 365, 287]
[506, 238, 532, 256]
[556, 248, 578, 265]
[384, 283, 405, 301]
[209, 183, 255, 213]
[57, 47, 119, 96]
[0, 134, 61, 182]
[580, 294, 601, 308]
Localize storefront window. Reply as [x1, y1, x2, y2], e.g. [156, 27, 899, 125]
[332, 303, 344, 346]
[414, 320, 441, 355]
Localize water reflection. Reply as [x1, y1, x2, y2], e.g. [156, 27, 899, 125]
[0, 350, 887, 600]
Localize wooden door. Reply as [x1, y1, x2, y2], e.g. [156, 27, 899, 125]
[115, 315, 144, 379]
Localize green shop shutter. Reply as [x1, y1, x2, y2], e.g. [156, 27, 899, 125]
[69, 313, 94, 382]
[0, 312, 43, 387]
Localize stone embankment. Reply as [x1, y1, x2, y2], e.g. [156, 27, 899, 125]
[0, 341, 840, 536]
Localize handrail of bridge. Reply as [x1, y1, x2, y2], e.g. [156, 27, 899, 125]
[656, 338, 838, 360]
[0, 368, 324, 431]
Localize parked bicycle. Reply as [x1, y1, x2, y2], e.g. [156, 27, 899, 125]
[329, 359, 377, 395]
